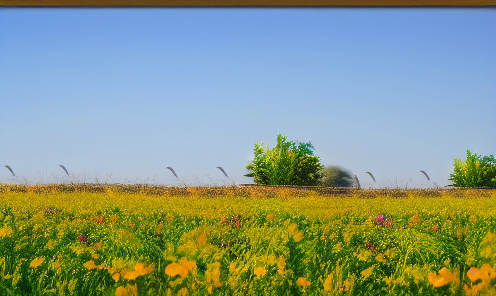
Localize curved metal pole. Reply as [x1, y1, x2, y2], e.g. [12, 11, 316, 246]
[59, 165, 70, 177]
[366, 171, 376, 182]
[4, 165, 15, 176]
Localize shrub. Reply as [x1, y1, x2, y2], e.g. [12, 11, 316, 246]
[449, 150, 496, 188]
[245, 133, 323, 186]
[318, 165, 354, 187]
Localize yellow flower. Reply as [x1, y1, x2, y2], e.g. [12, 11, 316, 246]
[229, 262, 237, 274]
[428, 267, 454, 287]
[267, 255, 277, 265]
[197, 232, 207, 247]
[106, 189, 115, 198]
[115, 284, 137, 296]
[361, 266, 374, 279]
[293, 232, 304, 242]
[481, 232, 496, 244]
[267, 213, 275, 221]
[45, 240, 56, 250]
[30, 257, 44, 268]
[0, 227, 14, 237]
[254, 266, 267, 278]
[84, 260, 98, 270]
[177, 287, 188, 296]
[206, 262, 221, 287]
[288, 223, 298, 235]
[83, 260, 105, 270]
[296, 277, 311, 287]
[332, 242, 343, 252]
[480, 246, 493, 259]
[277, 256, 286, 275]
[53, 259, 62, 273]
[323, 274, 333, 291]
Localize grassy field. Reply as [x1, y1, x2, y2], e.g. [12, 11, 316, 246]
[0, 184, 495, 296]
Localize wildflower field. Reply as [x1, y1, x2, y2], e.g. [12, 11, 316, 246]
[0, 184, 495, 296]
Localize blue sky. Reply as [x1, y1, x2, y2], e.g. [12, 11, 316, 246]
[0, 8, 495, 188]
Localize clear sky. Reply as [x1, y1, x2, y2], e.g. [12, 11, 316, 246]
[0, 8, 495, 188]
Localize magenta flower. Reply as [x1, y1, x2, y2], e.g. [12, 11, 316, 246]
[78, 235, 87, 242]
[375, 215, 385, 223]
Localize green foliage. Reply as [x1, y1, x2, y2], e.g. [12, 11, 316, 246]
[245, 134, 324, 186]
[319, 166, 354, 187]
[449, 150, 496, 189]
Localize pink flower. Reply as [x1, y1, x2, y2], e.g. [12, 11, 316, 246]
[78, 235, 87, 242]
[375, 215, 385, 223]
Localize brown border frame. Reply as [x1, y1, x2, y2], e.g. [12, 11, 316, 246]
[1, 0, 495, 7]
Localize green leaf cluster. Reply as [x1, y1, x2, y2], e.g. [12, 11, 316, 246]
[245, 133, 324, 186]
[449, 150, 496, 188]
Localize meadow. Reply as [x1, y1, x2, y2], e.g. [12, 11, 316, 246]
[0, 184, 495, 296]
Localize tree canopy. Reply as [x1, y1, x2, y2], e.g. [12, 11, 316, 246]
[245, 134, 323, 186]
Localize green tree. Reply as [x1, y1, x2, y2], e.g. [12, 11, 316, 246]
[245, 133, 323, 186]
[449, 150, 496, 188]
[319, 165, 354, 187]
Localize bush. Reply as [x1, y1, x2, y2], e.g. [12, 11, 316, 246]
[245, 133, 323, 186]
[449, 150, 496, 188]
[318, 165, 354, 187]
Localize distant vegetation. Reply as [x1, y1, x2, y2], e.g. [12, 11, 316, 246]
[449, 150, 496, 189]
[245, 133, 323, 186]
[318, 166, 355, 188]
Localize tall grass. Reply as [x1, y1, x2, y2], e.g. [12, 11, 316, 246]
[0, 185, 495, 295]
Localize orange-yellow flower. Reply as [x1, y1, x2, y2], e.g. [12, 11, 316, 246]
[428, 267, 454, 287]
[94, 216, 105, 224]
[112, 273, 121, 282]
[296, 277, 311, 287]
[464, 282, 488, 296]
[165, 263, 188, 279]
[180, 258, 197, 272]
[467, 267, 481, 282]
